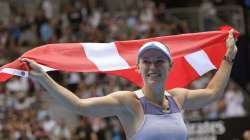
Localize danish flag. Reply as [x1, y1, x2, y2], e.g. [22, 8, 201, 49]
[0, 27, 238, 89]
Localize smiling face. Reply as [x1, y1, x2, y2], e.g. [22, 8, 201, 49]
[137, 49, 171, 86]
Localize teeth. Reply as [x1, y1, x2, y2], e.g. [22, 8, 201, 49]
[148, 73, 159, 76]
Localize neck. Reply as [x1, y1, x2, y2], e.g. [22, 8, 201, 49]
[142, 83, 165, 104]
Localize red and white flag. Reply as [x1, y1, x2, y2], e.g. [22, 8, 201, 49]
[0, 28, 239, 89]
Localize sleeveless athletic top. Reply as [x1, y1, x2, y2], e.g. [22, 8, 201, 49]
[129, 90, 187, 140]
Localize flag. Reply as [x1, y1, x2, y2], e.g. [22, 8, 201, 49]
[0, 28, 239, 89]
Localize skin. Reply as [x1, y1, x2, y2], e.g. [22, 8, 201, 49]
[21, 29, 237, 139]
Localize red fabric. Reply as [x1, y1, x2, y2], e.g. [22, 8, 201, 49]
[0, 28, 239, 89]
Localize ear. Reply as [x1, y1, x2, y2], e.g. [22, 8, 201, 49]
[168, 61, 173, 69]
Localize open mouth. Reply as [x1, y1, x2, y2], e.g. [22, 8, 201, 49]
[147, 73, 160, 77]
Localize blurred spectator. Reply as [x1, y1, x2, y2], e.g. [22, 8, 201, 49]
[199, 0, 224, 30]
[110, 118, 126, 140]
[89, 117, 110, 140]
[42, 115, 56, 136]
[6, 77, 29, 93]
[42, 0, 54, 20]
[244, 130, 250, 140]
[52, 120, 71, 140]
[73, 116, 95, 140]
[67, 73, 82, 92]
[40, 21, 54, 42]
[223, 81, 246, 117]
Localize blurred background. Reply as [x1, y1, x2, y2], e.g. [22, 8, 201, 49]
[0, 0, 250, 140]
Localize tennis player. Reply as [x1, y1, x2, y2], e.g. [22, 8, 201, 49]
[21, 29, 237, 140]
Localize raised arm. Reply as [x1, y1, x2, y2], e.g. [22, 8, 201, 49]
[170, 29, 238, 110]
[21, 58, 131, 117]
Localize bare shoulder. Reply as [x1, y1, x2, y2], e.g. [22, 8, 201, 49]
[109, 90, 141, 116]
[109, 90, 139, 106]
[168, 88, 188, 96]
[109, 90, 137, 98]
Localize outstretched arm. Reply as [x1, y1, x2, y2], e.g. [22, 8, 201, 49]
[21, 58, 131, 117]
[170, 29, 238, 110]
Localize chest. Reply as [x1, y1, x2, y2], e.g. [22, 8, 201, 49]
[130, 113, 187, 140]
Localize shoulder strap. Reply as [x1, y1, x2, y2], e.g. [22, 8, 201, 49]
[164, 91, 171, 96]
[134, 89, 144, 98]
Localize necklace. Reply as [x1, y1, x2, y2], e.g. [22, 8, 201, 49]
[162, 100, 170, 113]
[142, 90, 171, 113]
[162, 106, 170, 113]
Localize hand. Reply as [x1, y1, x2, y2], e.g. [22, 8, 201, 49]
[20, 58, 46, 80]
[225, 29, 238, 60]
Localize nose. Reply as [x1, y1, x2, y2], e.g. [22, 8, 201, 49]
[149, 62, 157, 70]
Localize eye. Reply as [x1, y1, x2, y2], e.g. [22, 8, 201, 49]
[143, 60, 150, 64]
[156, 60, 164, 64]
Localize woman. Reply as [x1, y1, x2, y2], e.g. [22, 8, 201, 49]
[21, 29, 237, 140]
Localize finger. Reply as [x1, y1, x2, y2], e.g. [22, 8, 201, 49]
[226, 29, 236, 47]
[228, 29, 234, 38]
[19, 58, 40, 70]
[20, 58, 34, 64]
[21, 58, 39, 67]
[19, 58, 32, 70]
